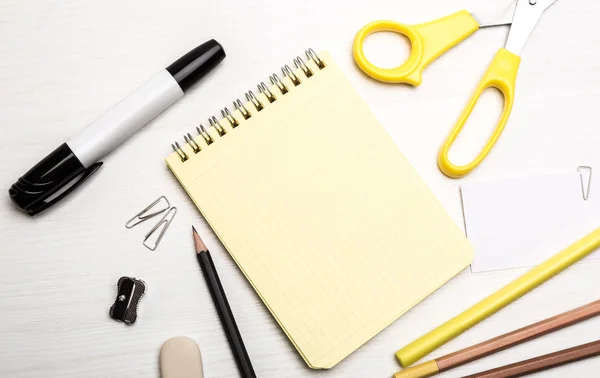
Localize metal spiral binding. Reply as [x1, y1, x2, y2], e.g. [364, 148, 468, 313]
[294, 56, 313, 78]
[234, 99, 251, 120]
[183, 133, 201, 153]
[282, 64, 301, 86]
[258, 82, 276, 103]
[171, 49, 325, 162]
[221, 107, 239, 127]
[196, 124, 214, 145]
[209, 115, 226, 136]
[171, 142, 188, 162]
[245, 90, 264, 111]
[270, 73, 288, 94]
[306, 48, 325, 69]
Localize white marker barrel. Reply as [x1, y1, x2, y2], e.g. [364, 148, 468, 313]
[67, 70, 183, 168]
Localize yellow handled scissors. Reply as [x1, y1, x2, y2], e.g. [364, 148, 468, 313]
[353, 0, 559, 178]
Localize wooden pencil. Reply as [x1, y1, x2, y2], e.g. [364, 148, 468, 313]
[192, 226, 257, 378]
[396, 228, 600, 367]
[394, 300, 600, 378]
[464, 340, 600, 378]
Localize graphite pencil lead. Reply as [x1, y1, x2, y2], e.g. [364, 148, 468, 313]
[192, 225, 208, 253]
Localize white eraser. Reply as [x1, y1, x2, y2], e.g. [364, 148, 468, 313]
[160, 337, 204, 378]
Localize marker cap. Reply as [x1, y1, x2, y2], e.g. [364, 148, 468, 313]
[9, 143, 102, 215]
[167, 39, 226, 92]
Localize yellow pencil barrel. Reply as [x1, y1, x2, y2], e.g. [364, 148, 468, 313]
[393, 360, 440, 378]
[396, 227, 600, 367]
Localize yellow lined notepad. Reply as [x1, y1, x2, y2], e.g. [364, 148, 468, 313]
[166, 51, 473, 369]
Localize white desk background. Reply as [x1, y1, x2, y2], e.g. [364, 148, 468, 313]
[1, 0, 599, 377]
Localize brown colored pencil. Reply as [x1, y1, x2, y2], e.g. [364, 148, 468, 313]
[394, 300, 600, 378]
[463, 340, 600, 378]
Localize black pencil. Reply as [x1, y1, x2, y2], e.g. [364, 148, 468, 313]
[192, 226, 257, 378]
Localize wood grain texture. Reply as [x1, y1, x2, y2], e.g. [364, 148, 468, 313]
[464, 340, 600, 378]
[1, 0, 600, 377]
[436, 300, 600, 371]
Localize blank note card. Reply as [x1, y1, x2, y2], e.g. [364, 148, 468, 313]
[461, 169, 600, 273]
[167, 52, 473, 368]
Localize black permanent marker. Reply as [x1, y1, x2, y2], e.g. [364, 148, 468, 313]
[9, 39, 225, 215]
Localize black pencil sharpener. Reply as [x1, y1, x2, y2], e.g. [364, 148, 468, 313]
[109, 276, 146, 325]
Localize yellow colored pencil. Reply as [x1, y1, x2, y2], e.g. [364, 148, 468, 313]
[395, 227, 600, 368]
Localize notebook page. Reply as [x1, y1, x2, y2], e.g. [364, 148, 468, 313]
[167, 52, 473, 368]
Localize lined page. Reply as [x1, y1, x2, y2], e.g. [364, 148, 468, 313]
[166, 52, 473, 368]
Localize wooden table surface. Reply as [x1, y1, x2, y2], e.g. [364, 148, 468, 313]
[1, 0, 600, 377]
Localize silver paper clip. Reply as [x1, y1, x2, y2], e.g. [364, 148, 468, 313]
[126, 196, 170, 228]
[143, 207, 178, 251]
[578, 166, 592, 201]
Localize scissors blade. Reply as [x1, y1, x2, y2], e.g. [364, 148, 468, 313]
[505, 0, 559, 55]
[473, 1, 517, 28]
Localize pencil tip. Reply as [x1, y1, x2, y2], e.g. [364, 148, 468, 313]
[191, 225, 207, 253]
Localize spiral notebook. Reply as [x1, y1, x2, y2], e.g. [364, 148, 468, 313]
[165, 50, 473, 369]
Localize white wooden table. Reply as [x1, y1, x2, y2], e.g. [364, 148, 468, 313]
[2, 0, 600, 377]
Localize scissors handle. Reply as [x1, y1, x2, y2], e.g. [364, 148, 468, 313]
[353, 10, 479, 85]
[438, 49, 521, 178]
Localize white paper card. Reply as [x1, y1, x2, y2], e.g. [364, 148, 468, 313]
[461, 170, 600, 273]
